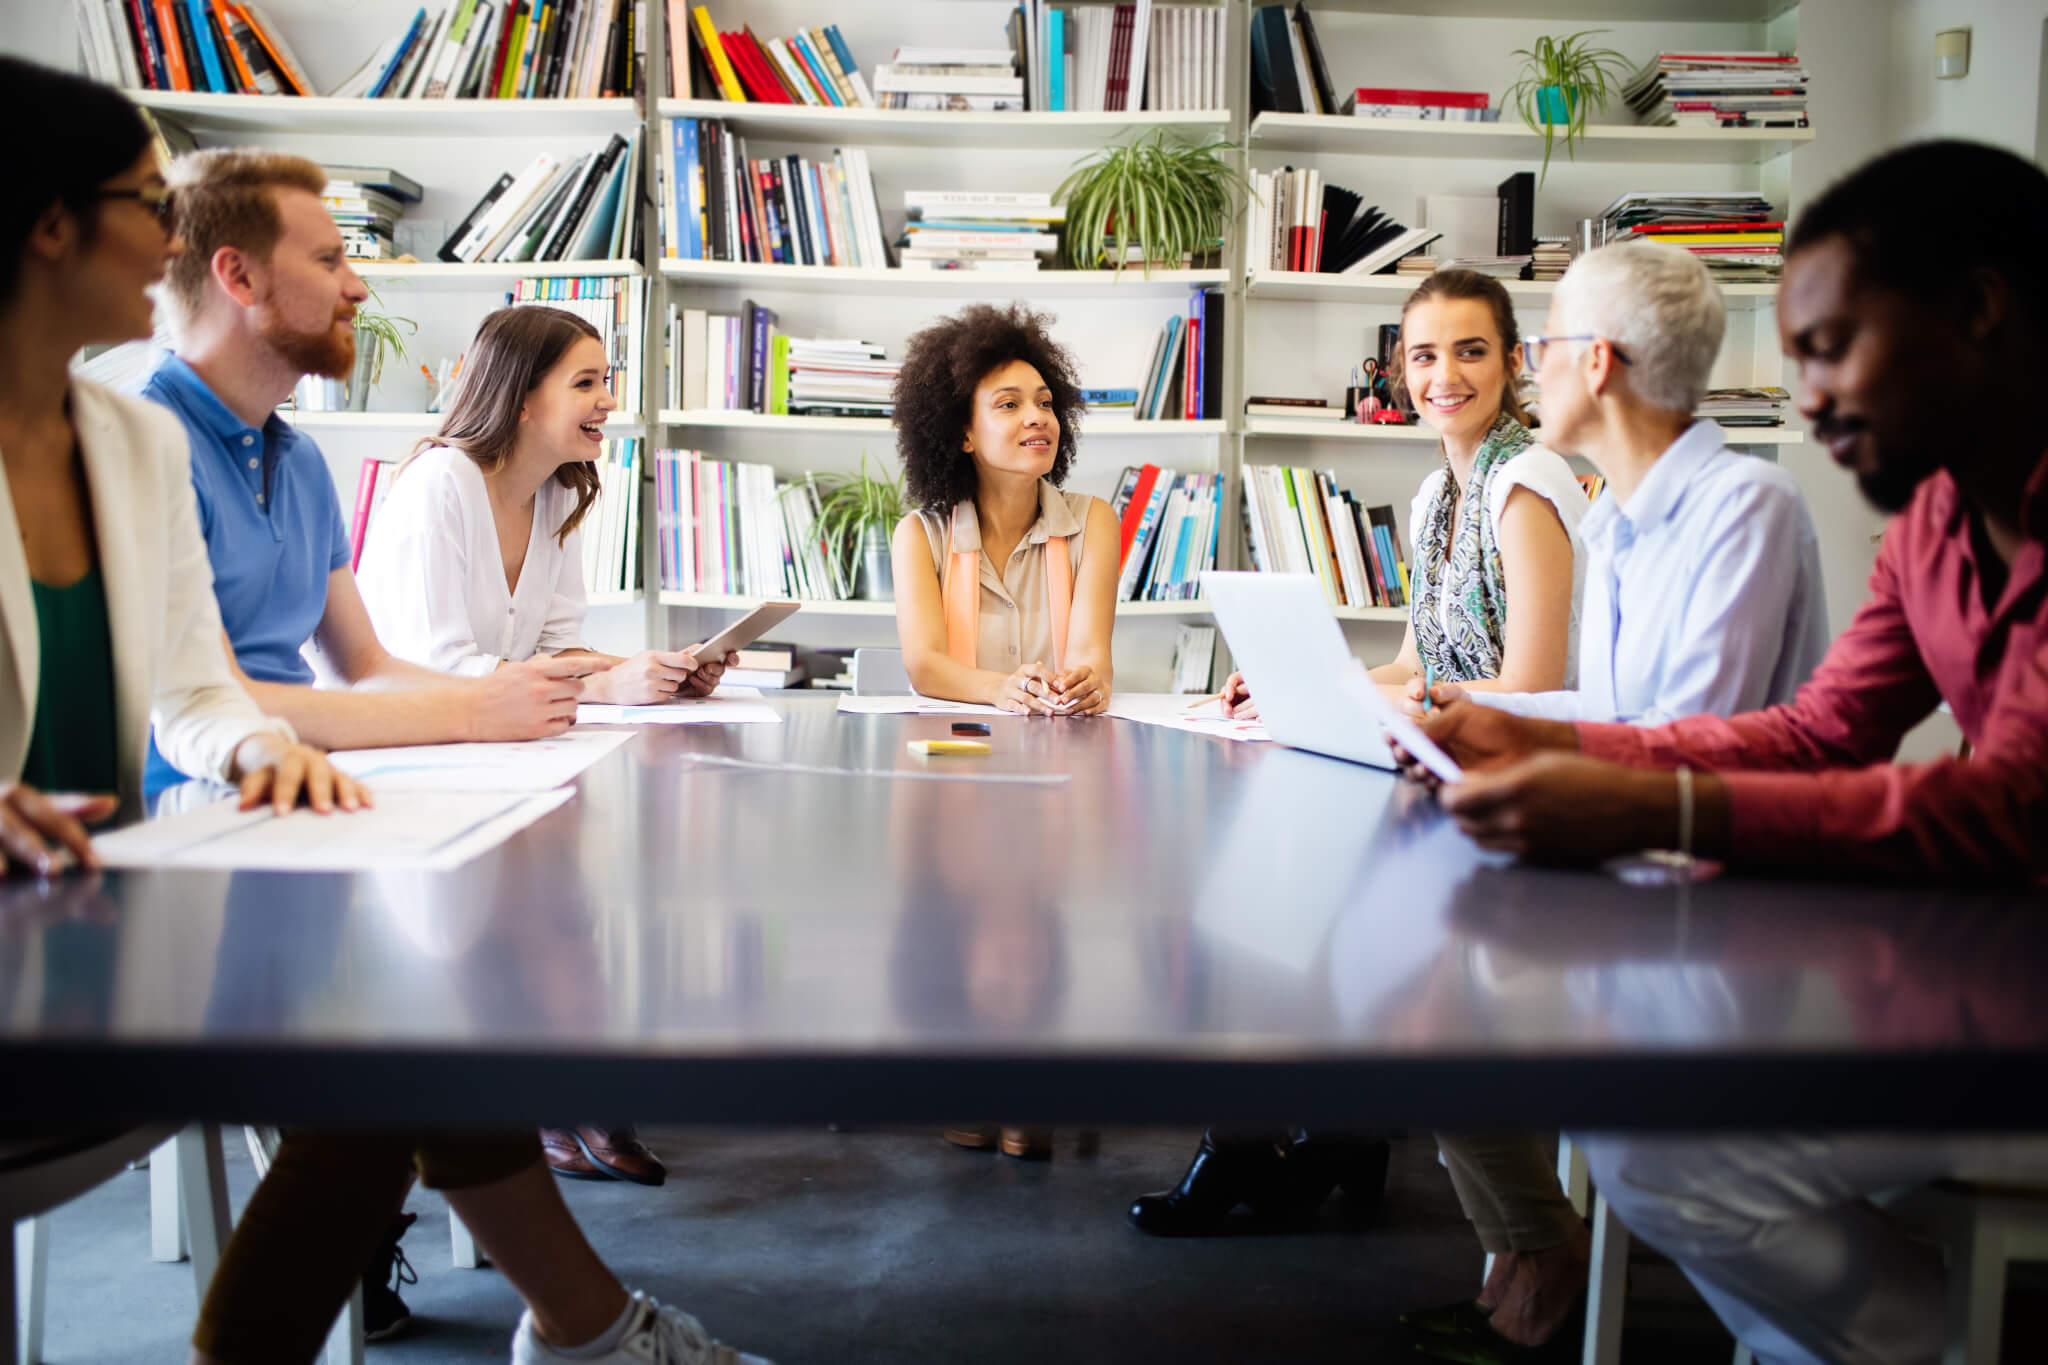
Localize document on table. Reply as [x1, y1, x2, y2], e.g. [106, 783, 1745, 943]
[94, 790, 573, 872]
[576, 685, 783, 726]
[1104, 693, 1271, 743]
[836, 694, 1012, 718]
[329, 730, 630, 792]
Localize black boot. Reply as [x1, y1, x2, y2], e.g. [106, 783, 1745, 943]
[1286, 1130, 1392, 1218]
[362, 1210, 418, 1342]
[1127, 1130, 1290, 1236]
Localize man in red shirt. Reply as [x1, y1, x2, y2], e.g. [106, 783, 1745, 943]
[1409, 140, 2048, 1364]
[1412, 139, 2048, 887]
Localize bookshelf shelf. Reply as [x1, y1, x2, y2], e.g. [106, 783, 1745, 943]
[1244, 418, 1805, 446]
[658, 260, 1229, 297]
[1246, 114, 1815, 164]
[353, 260, 644, 287]
[1302, 0, 1792, 19]
[1245, 270, 1780, 309]
[131, 91, 644, 136]
[657, 411, 1227, 437]
[657, 100, 1230, 148]
[1333, 605, 1410, 623]
[658, 591, 1212, 619]
[281, 411, 646, 432]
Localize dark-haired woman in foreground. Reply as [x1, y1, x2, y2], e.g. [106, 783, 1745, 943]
[889, 302, 1121, 716]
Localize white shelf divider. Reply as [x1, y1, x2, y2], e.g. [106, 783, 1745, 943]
[130, 91, 643, 136]
[1247, 114, 1814, 163]
[657, 99, 1229, 148]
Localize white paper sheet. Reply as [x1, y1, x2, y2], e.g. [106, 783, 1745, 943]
[1338, 664, 1465, 783]
[1104, 693, 1271, 743]
[94, 790, 574, 872]
[835, 695, 1013, 718]
[330, 730, 630, 792]
[576, 685, 783, 726]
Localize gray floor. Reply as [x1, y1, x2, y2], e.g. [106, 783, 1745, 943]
[32, 1128, 1747, 1363]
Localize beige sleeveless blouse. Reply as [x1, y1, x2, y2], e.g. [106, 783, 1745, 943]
[915, 479, 1092, 672]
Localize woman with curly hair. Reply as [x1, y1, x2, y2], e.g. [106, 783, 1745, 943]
[889, 302, 1121, 716]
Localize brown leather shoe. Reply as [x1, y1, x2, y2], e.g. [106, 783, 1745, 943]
[1000, 1127, 1053, 1160]
[944, 1125, 1000, 1150]
[540, 1126, 606, 1181]
[573, 1125, 667, 1186]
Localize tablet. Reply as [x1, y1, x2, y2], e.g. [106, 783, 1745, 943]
[688, 601, 801, 661]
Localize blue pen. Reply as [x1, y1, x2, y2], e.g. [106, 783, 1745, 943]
[1422, 661, 1436, 713]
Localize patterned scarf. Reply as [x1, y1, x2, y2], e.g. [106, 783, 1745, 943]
[1410, 411, 1535, 683]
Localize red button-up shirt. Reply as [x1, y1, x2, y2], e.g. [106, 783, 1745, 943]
[1576, 452, 2048, 883]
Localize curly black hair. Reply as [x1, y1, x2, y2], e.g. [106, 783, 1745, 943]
[893, 302, 1086, 512]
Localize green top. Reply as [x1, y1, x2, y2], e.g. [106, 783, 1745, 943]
[20, 566, 119, 797]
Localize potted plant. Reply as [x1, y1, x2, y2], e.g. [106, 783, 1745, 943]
[344, 290, 417, 411]
[1054, 129, 1249, 274]
[1503, 30, 1632, 184]
[804, 453, 906, 600]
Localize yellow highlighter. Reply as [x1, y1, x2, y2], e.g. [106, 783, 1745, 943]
[908, 740, 991, 757]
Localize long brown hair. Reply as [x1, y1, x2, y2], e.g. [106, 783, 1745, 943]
[413, 306, 605, 545]
[1390, 269, 1532, 429]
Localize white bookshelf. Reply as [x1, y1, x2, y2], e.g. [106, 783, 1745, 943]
[656, 99, 1229, 148]
[130, 90, 642, 136]
[657, 260, 1229, 298]
[352, 260, 643, 287]
[281, 411, 647, 433]
[1245, 269, 1780, 308]
[659, 410, 1227, 437]
[1243, 418, 1804, 445]
[1247, 114, 1814, 162]
[1309, 0, 1791, 18]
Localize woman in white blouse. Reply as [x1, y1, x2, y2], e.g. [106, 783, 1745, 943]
[358, 306, 729, 703]
[0, 60, 361, 874]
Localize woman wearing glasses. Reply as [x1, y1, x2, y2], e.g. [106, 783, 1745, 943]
[1131, 271, 1589, 1259]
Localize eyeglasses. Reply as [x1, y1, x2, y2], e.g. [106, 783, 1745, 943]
[99, 183, 175, 227]
[1523, 334, 1632, 369]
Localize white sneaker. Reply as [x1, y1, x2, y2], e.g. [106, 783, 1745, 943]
[510, 1291, 775, 1365]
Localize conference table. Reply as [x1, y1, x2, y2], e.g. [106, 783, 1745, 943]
[2, 694, 2045, 1133]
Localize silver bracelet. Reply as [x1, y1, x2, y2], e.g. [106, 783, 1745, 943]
[1675, 765, 1694, 863]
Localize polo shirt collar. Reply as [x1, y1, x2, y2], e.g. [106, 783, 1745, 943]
[150, 352, 287, 448]
[1611, 418, 1724, 536]
[948, 478, 1083, 554]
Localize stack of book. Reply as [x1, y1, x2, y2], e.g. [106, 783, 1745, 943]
[1529, 239, 1572, 282]
[1696, 387, 1791, 427]
[1246, 169, 1441, 276]
[663, 120, 891, 268]
[672, 8, 872, 106]
[1248, 2, 1337, 115]
[1396, 255, 1437, 278]
[1602, 192, 1783, 282]
[1111, 464, 1222, 603]
[506, 275, 646, 416]
[581, 436, 644, 596]
[874, 46, 1024, 111]
[76, 0, 315, 94]
[1438, 255, 1529, 279]
[438, 133, 642, 265]
[1341, 87, 1501, 122]
[653, 452, 851, 601]
[1624, 51, 1810, 129]
[779, 338, 898, 419]
[1243, 466, 1410, 611]
[322, 167, 420, 262]
[725, 646, 805, 689]
[1244, 396, 1343, 421]
[667, 301, 778, 413]
[900, 191, 1061, 272]
[329, 2, 643, 99]
[1043, 3, 1225, 112]
[1132, 289, 1225, 420]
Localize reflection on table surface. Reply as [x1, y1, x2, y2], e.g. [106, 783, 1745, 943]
[4, 697, 2046, 1128]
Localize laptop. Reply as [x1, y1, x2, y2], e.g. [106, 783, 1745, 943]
[1200, 571, 1399, 771]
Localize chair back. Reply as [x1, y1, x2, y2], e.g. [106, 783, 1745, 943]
[852, 648, 912, 696]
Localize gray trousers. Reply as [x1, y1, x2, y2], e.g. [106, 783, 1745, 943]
[1437, 1130, 1584, 1254]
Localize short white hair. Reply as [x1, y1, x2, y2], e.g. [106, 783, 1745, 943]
[1552, 241, 1726, 413]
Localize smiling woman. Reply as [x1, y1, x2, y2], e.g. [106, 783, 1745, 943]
[887, 302, 1122, 719]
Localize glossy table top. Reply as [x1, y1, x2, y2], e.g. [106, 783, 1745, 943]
[4, 696, 2046, 1130]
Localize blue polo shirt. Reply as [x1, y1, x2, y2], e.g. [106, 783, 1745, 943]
[137, 354, 350, 789]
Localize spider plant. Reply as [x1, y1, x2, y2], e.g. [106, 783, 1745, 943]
[800, 453, 906, 599]
[1503, 30, 1633, 184]
[351, 286, 417, 389]
[1054, 129, 1248, 274]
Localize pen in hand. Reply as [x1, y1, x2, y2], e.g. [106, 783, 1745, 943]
[1422, 661, 1436, 714]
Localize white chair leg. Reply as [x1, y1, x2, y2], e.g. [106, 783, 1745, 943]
[1582, 1191, 1629, 1365]
[451, 1212, 480, 1269]
[323, 1285, 366, 1365]
[13, 1218, 49, 1365]
[1942, 1211, 2006, 1365]
[1558, 1137, 1591, 1219]
[149, 1137, 187, 1262]
[4, 1220, 20, 1365]
[174, 1125, 231, 1300]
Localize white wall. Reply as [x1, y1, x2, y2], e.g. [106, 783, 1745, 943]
[1890, 0, 2048, 151]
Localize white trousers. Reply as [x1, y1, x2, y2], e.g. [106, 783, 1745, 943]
[1578, 1134, 2048, 1365]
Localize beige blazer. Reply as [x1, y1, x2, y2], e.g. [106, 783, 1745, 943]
[0, 377, 289, 813]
